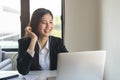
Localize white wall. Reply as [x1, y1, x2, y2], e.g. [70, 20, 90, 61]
[65, 0, 120, 80]
[65, 0, 100, 52]
[101, 0, 120, 80]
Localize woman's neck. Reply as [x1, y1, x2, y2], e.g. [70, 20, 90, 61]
[38, 37, 48, 49]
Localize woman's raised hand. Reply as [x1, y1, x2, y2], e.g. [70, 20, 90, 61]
[24, 26, 38, 41]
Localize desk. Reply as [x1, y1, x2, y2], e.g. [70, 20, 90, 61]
[1, 70, 57, 80]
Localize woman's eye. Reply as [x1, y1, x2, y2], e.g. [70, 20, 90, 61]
[41, 21, 46, 24]
[40, 20, 53, 24]
[50, 21, 53, 24]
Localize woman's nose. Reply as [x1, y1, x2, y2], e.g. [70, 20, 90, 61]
[46, 22, 52, 27]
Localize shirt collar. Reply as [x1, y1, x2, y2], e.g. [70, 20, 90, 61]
[38, 38, 49, 50]
[45, 38, 49, 50]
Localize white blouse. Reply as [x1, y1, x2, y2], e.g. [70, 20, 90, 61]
[38, 40, 50, 70]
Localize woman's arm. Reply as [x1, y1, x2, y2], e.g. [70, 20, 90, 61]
[17, 38, 34, 75]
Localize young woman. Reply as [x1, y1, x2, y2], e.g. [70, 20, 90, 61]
[17, 8, 68, 75]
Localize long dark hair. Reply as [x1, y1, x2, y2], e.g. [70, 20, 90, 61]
[30, 8, 53, 37]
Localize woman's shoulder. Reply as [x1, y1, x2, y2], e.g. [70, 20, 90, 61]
[49, 36, 63, 44]
[50, 36, 62, 41]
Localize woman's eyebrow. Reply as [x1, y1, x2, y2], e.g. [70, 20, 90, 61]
[41, 19, 53, 21]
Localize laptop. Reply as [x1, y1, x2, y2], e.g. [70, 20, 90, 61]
[47, 50, 106, 80]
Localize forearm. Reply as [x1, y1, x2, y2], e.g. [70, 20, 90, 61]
[27, 38, 37, 55]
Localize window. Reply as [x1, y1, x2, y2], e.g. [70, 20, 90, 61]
[0, 0, 64, 51]
[0, 0, 20, 51]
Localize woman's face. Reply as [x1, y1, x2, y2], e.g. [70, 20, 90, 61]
[38, 13, 53, 37]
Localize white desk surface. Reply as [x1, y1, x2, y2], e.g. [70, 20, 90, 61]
[1, 70, 57, 80]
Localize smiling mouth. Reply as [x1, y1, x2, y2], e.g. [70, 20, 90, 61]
[44, 29, 51, 33]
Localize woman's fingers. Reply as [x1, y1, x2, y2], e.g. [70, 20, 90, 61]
[24, 26, 38, 40]
[25, 26, 32, 32]
[24, 26, 32, 37]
